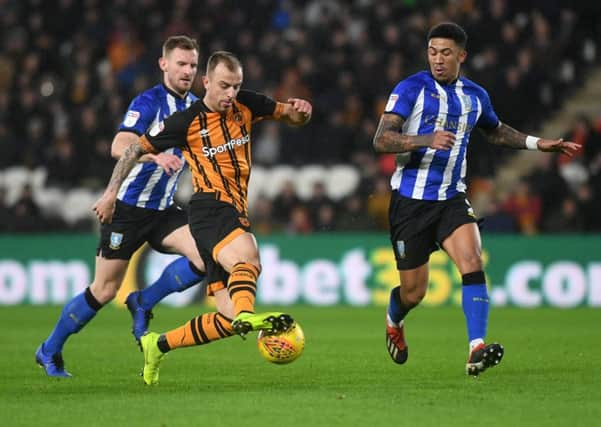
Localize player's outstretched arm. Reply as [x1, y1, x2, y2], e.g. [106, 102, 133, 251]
[93, 141, 148, 224]
[280, 98, 312, 126]
[482, 122, 581, 155]
[373, 113, 455, 153]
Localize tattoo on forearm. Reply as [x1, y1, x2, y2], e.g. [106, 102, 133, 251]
[107, 143, 145, 193]
[484, 123, 528, 149]
[373, 115, 406, 152]
[373, 114, 432, 152]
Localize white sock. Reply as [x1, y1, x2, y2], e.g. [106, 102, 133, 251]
[386, 314, 404, 328]
[469, 338, 484, 352]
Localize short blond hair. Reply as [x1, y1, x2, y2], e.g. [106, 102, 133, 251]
[206, 51, 242, 75]
[162, 35, 199, 57]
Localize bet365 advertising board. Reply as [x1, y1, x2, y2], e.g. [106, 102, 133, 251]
[1, 233, 599, 307]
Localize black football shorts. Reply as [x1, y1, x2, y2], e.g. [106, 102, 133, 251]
[97, 200, 188, 260]
[388, 191, 477, 270]
[187, 193, 251, 295]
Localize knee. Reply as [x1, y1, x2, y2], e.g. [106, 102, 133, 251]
[400, 280, 427, 308]
[459, 253, 483, 273]
[89, 280, 120, 304]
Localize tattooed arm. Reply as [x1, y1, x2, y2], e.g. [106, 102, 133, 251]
[481, 122, 529, 149]
[372, 113, 456, 153]
[482, 122, 580, 155]
[92, 142, 148, 224]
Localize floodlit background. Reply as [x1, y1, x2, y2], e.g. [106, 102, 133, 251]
[1, 0, 600, 306]
[1, 3, 601, 426]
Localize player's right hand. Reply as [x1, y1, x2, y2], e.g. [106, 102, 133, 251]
[153, 152, 183, 176]
[430, 130, 456, 150]
[92, 194, 116, 224]
[537, 138, 581, 156]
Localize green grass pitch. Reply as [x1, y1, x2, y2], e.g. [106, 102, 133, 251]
[2, 305, 600, 426]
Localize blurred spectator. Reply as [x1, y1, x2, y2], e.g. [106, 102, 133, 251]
[481, 195, 519, 234]
[574, 183, 601, 232]
[1, 0, 600, 234]
[46, 137, 83, 188]
[306, 181, 336, 226]
[526, 155, 570, 214]
[272, 180, 300, 226]
[82, 137, 115, 189]
[366, 176, 390, 231]
[337, 194, 376, 231]
[273, 67, 312, 103]
[502, 181, 542, 235]
[316, 111, 354, 163]
[254, 122, 281, 166]
[315, 204, 337, 232]
[0, 123, 19, 169]
[11, 184, 46, 232]
[250, 194, 276, 234]
[542, 196, 584, 233]
[0, 188, 12, 233]
[21, 111, 48, 168]
[286, 205, 313, 234]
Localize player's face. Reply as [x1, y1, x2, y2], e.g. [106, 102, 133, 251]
[427, 38, 467, 84]
[160, 48, 199, 96]
[203, 62, 243, 113]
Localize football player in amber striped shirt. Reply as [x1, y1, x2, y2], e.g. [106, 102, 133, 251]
[94, 51, 312, 384]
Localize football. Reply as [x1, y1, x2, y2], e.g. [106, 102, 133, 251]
[257, 322, 305, 364]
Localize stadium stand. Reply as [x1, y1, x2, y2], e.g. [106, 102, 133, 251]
[1, 0, 600, 233]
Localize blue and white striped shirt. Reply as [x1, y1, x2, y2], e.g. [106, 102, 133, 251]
[116, 84, 198, 210]
[385, 71, 499, 201]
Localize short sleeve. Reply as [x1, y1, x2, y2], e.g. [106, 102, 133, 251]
[476, 89, 500, 130]
[384, 79, 418, 119]
[236, 90, 277, 120]
[142, 108, 195, 152]
[118, 94, 157, 135]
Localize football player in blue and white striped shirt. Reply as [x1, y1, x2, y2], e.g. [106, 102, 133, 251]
[36, 36, 234, 377]
[373, 22, 579, 376]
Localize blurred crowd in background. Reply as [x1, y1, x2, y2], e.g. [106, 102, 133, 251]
[1, 0, 600, 234]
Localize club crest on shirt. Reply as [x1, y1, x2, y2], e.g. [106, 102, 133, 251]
[233, 112, 244, 125]
[385, 94, 398, 112]
[109, 232, 123, 250]
[123, 110, 140, 127]
[238, 216, 250, 228]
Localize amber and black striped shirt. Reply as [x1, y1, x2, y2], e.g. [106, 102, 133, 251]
[139, 90, 284, 215]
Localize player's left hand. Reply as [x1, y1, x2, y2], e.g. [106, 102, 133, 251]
[287, 98, 312, 118]
[537, 138, 581, 156]
[153, 152, 183, 176]
[92, 194, 117, 224]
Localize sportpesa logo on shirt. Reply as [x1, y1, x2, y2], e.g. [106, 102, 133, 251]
[202, 134, 250, 158]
